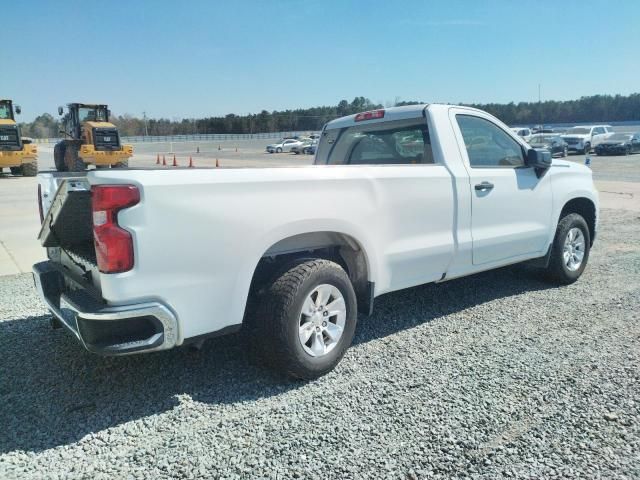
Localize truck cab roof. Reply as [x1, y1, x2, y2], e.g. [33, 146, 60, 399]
[324, 104, 493, 131]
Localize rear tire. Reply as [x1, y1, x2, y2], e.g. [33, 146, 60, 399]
[253, 259, 358, 379]
[544, 213, 591, 285]
[114, 160, 128, 168]
[9, 167, 21, 175]
[20, 160, 38, 176]
[54, 142, 67, 172]
[65, 144, 85, 171]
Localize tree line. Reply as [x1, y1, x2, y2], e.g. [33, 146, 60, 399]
[18, 93, 640, 138]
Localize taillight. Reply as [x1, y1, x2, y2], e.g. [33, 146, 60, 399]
[354, 109, 385, 122]
[92, 185, 140, 273]
[37, 184, 44, 223]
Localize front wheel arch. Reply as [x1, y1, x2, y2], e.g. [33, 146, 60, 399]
[559, 197, 596, 246]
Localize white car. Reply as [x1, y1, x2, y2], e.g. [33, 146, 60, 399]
[561, 125, 613, 154]
[510, 127, 533, 142]
[266, 138, 304, 153]
[34, 104, 598, 379]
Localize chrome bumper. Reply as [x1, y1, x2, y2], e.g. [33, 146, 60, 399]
[33, 261, 178, 355]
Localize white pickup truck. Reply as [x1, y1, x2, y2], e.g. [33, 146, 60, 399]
[561, 125, 613, 154]
[34, 104, 598, 379]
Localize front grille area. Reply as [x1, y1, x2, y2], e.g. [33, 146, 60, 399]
[93, 128, 121, 151]
[0, 126, 21, 151]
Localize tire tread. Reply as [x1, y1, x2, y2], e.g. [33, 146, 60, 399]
[253, 259, 355, 379]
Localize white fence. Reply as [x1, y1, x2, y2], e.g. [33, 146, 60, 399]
[34, 131, 317, 144]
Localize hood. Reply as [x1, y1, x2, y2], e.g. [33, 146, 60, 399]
[599, 140, 628, 146]
[553, 158, 592, 174]
[562, 133, 589, 140]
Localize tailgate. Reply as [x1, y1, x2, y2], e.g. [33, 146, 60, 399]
[38, 175, 101, 295]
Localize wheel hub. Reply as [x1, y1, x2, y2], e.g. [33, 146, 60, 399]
[563, 227, 585, 271]
[298, 284, 347, 357]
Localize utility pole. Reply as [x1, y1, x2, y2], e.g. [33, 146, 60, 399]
[143, 111, 149, 137]
[538, 84, 542, 130]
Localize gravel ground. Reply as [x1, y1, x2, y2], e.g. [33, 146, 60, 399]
[1, 208, 639, 479]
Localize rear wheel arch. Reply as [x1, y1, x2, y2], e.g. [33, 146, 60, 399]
[244, 231, 373, 320]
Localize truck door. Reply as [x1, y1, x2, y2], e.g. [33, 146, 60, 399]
[451, 111, 553, 265]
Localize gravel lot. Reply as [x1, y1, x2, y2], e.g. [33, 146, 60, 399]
[0, 205, 638, 479]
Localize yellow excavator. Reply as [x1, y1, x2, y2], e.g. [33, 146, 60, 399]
[55, 103, 132, 171]
[0, 99, 38, 176]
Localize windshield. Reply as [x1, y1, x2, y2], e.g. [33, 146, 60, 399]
[0, 103, 13, 120]
[608, 133, 632, 141]
[565, 127, 590, 135]
[78, 106, 108, 122]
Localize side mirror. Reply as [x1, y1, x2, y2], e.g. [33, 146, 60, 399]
[527, 148, 552, 170]
[58, 106, 63, 116]
[15, 105, 21, 115]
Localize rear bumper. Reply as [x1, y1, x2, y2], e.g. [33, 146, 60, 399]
[33, 261, 178, 355]
[79, 144, 133, 165]
[0, 145, 38, 167]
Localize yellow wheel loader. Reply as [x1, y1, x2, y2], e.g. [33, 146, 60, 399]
[0, 99, 38, 176]
[55, 103, 132, 171]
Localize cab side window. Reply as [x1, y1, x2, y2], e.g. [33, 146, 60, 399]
[456, 115, 525, 168]
[326, 119, 434, 165]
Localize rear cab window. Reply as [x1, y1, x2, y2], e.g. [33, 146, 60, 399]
[316, 119, 434, 165]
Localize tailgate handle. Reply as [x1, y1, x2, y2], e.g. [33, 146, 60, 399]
[475, 181, 494, 191]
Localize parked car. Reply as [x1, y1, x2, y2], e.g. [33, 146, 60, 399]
[510, 127, 533, 142]
[528, 134, 568, 157]
[34, 104, 598, 379]
[266, 138, 304, 153]
[291, 140, 313, 154]
[594, 132, 640, 156]
[561, 125, 613, 154]
[303, 141, 318, 155]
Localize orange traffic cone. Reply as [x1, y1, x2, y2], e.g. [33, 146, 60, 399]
[162, 155, 166, 166]
[172, 154, 178, 167]
[188, 156, 193, 168]
[156, 154, 160, 165]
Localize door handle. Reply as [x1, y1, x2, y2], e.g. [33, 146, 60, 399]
[475, 181, 494, 191]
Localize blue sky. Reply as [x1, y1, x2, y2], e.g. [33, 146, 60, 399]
[2, 0, 639, 121]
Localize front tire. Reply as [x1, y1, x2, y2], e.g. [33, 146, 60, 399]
[544, 213, 591, 285]
[582, 143, 591, 155]
[254, 259, 358, 379]
[276, 147, 282, 153]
